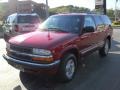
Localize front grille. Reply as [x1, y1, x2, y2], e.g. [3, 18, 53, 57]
[7, 44, 49, 64]
[8, 51, 32, 62]
[7, 50, 48, 64]
[7, 44, 32, 62]
[10, 44, 32, 54]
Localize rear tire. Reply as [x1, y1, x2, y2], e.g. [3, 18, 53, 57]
[99, 39, 110, 57]
[57, 53, 77, 82]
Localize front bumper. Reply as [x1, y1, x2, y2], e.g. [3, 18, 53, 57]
[3, 54, 60, 73]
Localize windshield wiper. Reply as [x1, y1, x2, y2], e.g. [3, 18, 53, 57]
[47, 27, 68, 32]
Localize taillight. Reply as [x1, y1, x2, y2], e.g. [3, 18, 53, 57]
[15, 25, 19, 32]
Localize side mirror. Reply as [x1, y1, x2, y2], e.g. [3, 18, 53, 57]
[83, 26, 94, 33]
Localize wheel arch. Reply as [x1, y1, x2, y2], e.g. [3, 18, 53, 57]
[60, 47, 80, 63]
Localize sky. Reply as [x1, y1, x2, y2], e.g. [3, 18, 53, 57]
[0, 0, 120, 10]
[34, 0, 120, 10]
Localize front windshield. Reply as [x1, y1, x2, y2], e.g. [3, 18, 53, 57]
[39, 15, 81, 33]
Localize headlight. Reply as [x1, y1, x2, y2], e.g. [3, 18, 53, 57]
[33, 48, 52, 56]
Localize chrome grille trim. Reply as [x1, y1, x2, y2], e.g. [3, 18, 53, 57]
[8, 49, 53, 58]
[3, 54, 60, 68]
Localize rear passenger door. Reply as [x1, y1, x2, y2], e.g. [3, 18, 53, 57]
[101, 15, 113, 35]
[94, 15, 105, 47]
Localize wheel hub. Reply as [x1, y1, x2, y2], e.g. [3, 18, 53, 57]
[65, 59, 75, 79]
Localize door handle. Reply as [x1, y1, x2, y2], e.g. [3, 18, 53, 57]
[81, 36, 88, 40]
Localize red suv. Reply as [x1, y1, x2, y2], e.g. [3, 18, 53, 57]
[3, 13, 113, 82]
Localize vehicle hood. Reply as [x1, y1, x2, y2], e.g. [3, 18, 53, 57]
[9, 31, 77, 49]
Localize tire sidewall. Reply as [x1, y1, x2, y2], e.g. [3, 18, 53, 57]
[99, 39, 110, 57]
[104, 39, 110, 55]
[59, 54, 77, 82]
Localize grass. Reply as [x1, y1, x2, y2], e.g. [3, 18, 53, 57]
[0, 25, 3, 32]
[112, 25, 120, 27]
[112, 25, 120, 29]
[112, 23, 120, 29]
[0, 21, 3, 24]
[0, 25, 3, 38]
[0, 21, 3, 32]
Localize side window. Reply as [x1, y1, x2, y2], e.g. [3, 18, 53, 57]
[94, 16, 104, 31]
[101, 15, 111, 25]
[83, 16, 95, 33]
[84, 16, 95, 28]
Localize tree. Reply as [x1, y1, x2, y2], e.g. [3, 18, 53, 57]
[107, 9, 114, 21]
[0, 3, 7, 21]
[49, 5, 90, 15]
[107, 9, 120, 21]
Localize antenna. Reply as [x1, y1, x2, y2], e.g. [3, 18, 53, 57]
[47, 29, 52, 40]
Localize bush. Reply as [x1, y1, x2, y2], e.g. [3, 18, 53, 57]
[0, 25, 3, 32]
[112, 21, 120, 25]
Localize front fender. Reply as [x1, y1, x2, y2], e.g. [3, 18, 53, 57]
[59, 44, 79, 59]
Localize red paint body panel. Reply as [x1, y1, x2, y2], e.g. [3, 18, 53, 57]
[9, 31, 77, 49]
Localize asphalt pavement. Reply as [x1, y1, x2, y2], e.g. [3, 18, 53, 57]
[0, 29, 120, 90]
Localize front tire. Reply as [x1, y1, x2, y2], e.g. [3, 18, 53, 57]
[99, 39, 110, 57]
[58, 53, 77, 82]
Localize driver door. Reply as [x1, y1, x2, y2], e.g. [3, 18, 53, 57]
[79, 15, 97, 55]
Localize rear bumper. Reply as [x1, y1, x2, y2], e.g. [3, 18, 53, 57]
[3, 54, 60, 73]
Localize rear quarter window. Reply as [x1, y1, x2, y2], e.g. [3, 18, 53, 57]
[101, 15, 111, 25]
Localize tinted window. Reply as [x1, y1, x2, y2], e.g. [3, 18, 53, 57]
[9, 15, 16, 24]
[18, 15, 40, 23]
[94, 16, 103, 25]
[101, 15, 111, 25]
[84, 16, 95, 29]
[39, 15, 81, 33]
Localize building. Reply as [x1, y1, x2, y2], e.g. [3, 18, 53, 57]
[0, 0, 47, 19]
[0, 2, 8, 20]
[33, 3, 47, 19]
[8, 0, 17, 15]
[8, 0, 36, 14]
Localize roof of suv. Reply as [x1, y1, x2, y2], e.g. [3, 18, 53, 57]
[52, 13, 106, 17]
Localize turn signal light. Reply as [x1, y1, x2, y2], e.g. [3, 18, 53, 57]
[32, 57, 53, 62]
